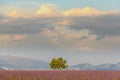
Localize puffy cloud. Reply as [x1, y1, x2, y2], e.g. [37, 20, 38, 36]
[35, 4, 60, 17]
[0, 16, 63, 34]
[7, 10, 21, 18]
[57, 19, 71, 26]
[13, 34, 26, 40]
[35, 6, 119, 17]
[41, 26, 91, 41]
[2, 5, 119, 18]
[63, 7, 118, 16]
[6, 10, 29, 18]
[65, 15, 120, 37]
[40, 25, 120, 51]
[0, 5, 120, 51]
[41, 26, 97, 51]
[0, 34, 27, 45]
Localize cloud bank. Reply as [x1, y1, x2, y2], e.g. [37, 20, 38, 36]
[0, 4, 120, 51]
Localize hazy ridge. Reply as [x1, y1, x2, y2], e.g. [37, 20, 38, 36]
[0, 56, 120, 70]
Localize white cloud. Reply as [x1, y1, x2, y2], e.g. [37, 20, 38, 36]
[41, 26, 98, 51]
[0, 34, 27, 45]
[0, 4, 120, 51]
[35, 4, 60, 17]
[2, 5, 119, 18]
[63, 7, 118, 16]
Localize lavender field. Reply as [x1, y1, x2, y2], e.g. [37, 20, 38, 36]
[0, 70, 120, 80]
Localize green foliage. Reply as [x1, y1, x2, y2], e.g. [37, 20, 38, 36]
[49, 57, 68, 70]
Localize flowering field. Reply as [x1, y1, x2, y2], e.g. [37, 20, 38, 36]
[0, 70, 120, 80]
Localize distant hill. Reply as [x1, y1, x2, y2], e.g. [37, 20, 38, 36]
[0, 55, 49, 70]
[70, 63, 96, 70]
[70, 63, 120, 70]
[0, 66, 9, 70]
[0, 55, 120, 70]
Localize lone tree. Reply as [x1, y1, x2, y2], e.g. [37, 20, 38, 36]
[50, 57, 68, 70]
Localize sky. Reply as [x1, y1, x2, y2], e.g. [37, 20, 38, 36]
[0, 0, 120, 65]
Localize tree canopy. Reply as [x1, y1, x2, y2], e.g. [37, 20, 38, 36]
[49, 57, 68, 70]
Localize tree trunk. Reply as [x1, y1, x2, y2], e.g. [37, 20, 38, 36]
[58, 67, 61, 70]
